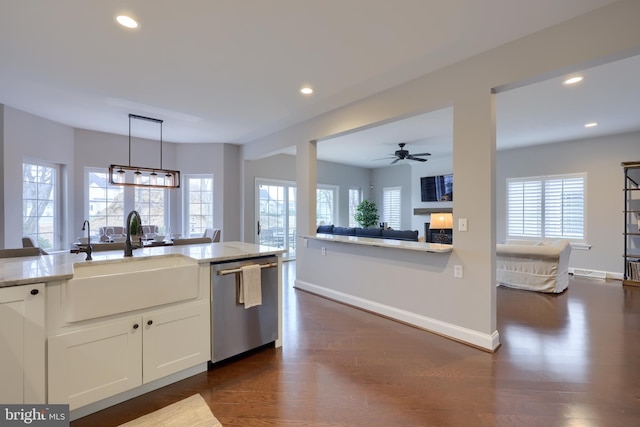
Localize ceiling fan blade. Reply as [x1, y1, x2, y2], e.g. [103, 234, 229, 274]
[372, 156, 396, 161]
[409, 152, 431, 157]
[407, 155, 428, 162]
[390, 158, 400, 164]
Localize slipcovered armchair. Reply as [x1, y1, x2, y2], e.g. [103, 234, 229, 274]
[496, 239, 572, 293]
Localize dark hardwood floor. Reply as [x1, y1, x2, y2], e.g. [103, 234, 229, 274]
[72, 262, 640, 426]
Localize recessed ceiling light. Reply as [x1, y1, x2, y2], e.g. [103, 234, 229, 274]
[116, 15, 139, 29]
[584, 122, 598, 128]
[563, 76, 583, 85]
[300, 87, 313, 95]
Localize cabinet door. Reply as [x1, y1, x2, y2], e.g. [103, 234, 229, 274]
[143, 301, 210, 383]
[48, 317, 142, 410]
[0, 284, 45, 404]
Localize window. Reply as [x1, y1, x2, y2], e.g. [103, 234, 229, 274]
[317, 185, 338, 226]
[348, 187, 362, 227]
[383, 187, 401, 230]
[23, 160, 61, 250]
[87, 168, 125, 229]
[507, 173, 585, 240]
[87, 168, 169, 235]
[183, 175, 214, 237]
[135, 176, 168, 231]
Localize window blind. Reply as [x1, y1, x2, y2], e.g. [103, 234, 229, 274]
[383, 187, 401, 229]
[348, 188, 362, 227]
[507, 173, 585, 240]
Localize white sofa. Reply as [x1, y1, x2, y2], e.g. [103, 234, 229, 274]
[496, 239, 572, 293]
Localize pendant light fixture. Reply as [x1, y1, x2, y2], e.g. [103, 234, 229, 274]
[109, 114, 181, 188]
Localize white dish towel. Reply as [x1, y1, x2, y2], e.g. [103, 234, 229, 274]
[238, 264, 262, 309]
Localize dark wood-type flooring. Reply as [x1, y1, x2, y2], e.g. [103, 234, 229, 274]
[72, 262, 640, 426]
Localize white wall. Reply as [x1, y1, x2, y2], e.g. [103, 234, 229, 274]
[73, 128, 179, 239]
[222, 144, 241, 241]
[371, 164, 412, 229]
[497, 131, 640, 276]
[409, 156, 454, 236]
[175, 143, 228, 240]
[240, 1, 640, 350]
[3, 107, 75, 248]
[0, 111, 237, 248]
[317, 159, 372, 226]
[74, 132, 240, 242]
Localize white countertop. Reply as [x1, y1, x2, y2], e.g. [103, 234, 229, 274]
[0, 241, 285, 287]
[305, 234, 453, 253]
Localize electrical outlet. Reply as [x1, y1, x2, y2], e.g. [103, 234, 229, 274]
[321, 247, 326, 256]
[454, 265, 463, 278]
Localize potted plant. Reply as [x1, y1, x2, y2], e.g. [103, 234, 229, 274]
[354, 200, 380, 228]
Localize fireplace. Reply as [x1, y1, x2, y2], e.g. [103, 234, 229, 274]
[424, 222, 453, 244]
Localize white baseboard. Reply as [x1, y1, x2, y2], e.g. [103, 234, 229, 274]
[294, 279, 499, 352]
[569, 267, 622, 280]
[69, 363, 208, 421]
[569, 267, 607, 279]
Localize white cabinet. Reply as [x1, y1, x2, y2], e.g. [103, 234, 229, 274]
[143, 301, 211, 383]
[48, 300, 210, 410]
[0, 283, 45, 404]
[48, 316, 143, 409]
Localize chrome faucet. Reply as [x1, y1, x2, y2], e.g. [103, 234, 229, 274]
[124, 210, 142, 257]
[78, 220, 93, 261]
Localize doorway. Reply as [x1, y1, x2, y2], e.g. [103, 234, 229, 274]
[256, 180, 297, 260]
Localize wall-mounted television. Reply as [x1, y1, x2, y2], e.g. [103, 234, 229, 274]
[420, 174, 453, 202]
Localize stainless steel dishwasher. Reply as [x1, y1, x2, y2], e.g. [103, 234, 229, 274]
[211, 256, 279, 363]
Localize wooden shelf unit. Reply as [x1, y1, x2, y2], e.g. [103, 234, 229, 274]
[622, 161, 640, 287]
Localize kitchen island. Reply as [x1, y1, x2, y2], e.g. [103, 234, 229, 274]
[0, 241, 285, 287]
[0, 241, 285, 420]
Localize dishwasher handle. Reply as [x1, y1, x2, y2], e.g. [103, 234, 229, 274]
[217, 262, 277, 276]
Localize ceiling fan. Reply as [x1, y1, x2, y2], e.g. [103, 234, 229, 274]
[382, 143, 431, 164]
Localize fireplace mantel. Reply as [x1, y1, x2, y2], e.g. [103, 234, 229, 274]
[413, 207, 453, 215]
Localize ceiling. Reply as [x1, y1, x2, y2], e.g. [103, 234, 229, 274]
[1, 0, 634, 168]
[318, 53, 640, 168]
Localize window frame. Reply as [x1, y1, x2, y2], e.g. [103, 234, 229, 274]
[507, 172, 586, 241]
[383, 186, 401, 230]
[348, 187, 362, 227]
[134, 177, 169, 232]
[85, 167, 126, 231]
[182, 174, 214, 237]
[23, 159, 63, 250]
[316, 184, 339, 226]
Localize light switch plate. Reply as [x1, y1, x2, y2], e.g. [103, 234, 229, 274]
[459, 218, 468, 232]
[454, 265, 464, 278]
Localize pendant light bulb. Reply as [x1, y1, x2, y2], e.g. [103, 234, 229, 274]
[115, 167, 125, 184]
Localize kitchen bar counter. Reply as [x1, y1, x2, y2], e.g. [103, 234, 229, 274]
[306, 233, 453, 253]
[0, 241, 285, 287]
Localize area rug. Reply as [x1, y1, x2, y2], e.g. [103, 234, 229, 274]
[118, 394, 222, 427]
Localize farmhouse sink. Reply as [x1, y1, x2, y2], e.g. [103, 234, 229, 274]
[66, 255, 200, 322]
[71, 255, 197, 278]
